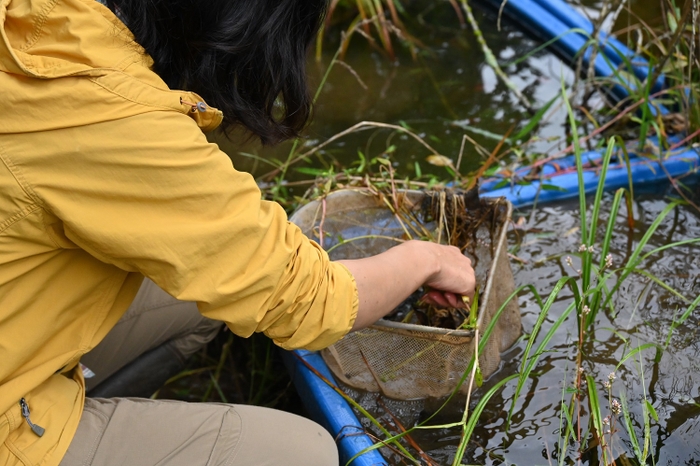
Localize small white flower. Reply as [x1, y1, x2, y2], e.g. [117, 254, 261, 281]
[603, 380, 611, 389]
[581, 305, 591, 316]
[578, 367, 585, 374]
[588, 245, 595, 253]
[611, 399, 622, 415]
[608, 372, 616, 382]
[565, 256, 573, 267]
[605, 254, 613, 268]
[578, 244, 587, 252]
[603, 415, 610, 426]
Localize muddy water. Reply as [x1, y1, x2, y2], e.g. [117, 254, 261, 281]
[464, 192, 700, 465]
[350, 189, 700, 465]
[217, 0, 675, 183]
[217, 0, 576, 180]
[284, 2, 699, 464]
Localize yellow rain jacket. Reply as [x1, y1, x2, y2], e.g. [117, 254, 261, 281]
[0, 0, 359, 463]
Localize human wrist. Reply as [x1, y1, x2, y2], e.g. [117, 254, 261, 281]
[399, 240, 440, 285]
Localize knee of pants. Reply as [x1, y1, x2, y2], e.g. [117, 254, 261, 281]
[61, 398, 339, 466]
[220, 404, 340, 466]
[167, 316, 224, 361]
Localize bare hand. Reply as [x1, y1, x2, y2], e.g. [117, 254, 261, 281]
[413, 242, 476, 308]
[339, 240, 477, 331]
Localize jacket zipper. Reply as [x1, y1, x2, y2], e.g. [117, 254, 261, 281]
[19, 398, 45, 437]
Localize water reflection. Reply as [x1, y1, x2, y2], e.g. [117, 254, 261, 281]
[214, 1, 576, 182]
[344, 188, 700, 464]
[468, 193, 700, 465]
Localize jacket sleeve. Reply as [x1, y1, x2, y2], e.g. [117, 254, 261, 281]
[19, 110, 359, 351]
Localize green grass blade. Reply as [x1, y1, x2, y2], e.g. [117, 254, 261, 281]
[675, 293, 700, 326]
[615, 343, 658, 372]
[620, 392, 644, 463]
[452, 374, 518, 465]
[508, 277, 577, 425]
[640, 237, 700, 261]
[603, 200, 684, 309]
[633, 268, 691, 303]
[562, 80, 588, 295]
[589, 138, 617, 247]
[422, 285, 532, 426]
[513, 95, 559, 141]
[589, 188, 626, 320]
[586, 374, 607, 464]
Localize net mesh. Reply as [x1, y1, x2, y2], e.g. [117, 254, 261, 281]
[290, 189, 521, 399]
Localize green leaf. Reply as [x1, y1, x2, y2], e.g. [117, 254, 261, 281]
[468, 286, 480, 328]
[398, 120, 412, 130]
[484, 165, 500, 176]
[414, 161, 422, 177]
[513, 95, 559, 141]
[667, 11, 678, 33]
[540, 184, 568, 192]
[646, 400, 659, 422]
[294, 167, 328, 176]
[616, 343, 658, 371]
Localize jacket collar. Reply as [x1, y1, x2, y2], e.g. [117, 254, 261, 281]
[0, 0, 222, 132]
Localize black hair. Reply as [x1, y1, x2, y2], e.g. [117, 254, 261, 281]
[107, 0, 328, 144]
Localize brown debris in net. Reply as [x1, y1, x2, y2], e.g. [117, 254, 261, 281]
[385, 186, 501, 330]
[421, 186, 500, 262]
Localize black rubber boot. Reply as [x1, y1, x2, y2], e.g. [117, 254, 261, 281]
[87, 343, 186, 398]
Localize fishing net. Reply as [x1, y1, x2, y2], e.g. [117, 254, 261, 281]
[290, 189, 521, 399]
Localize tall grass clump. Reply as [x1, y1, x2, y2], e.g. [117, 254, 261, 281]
[503, 83, 700, 464]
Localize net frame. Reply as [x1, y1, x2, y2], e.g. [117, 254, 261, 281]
[290, 189, 521, 399]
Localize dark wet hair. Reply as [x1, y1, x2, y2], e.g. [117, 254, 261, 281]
[106, 0, 327, 144]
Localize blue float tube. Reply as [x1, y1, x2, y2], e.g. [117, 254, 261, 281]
[481, 140, 700, 207]
[529, 0, 665, 94]
[281, 350, 386, 465]
[283, 1, 692, 464]
[479, 0, 668, 113]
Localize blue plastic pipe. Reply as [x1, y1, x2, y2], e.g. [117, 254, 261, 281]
[530, 0, 665, 94]
[479, 0, 668, 114]
[282, 1, 691, 464]
[281, 350, 387, 465]
[481, 143, 700, 207]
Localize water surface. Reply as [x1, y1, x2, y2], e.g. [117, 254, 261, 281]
[213, 1, 700, 463]
[350, 190, 700, 465]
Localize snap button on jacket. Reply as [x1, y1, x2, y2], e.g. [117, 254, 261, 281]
[0, 0, 359, 464]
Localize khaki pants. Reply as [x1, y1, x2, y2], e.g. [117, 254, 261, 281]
[60, 279, 339, 466]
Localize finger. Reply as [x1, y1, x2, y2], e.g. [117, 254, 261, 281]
[422, 290, 451, 308]
[443, 292, 461, 308]
[423, 290, 468, 308]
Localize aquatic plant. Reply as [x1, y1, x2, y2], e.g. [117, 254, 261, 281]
[503, 84, 700, 464]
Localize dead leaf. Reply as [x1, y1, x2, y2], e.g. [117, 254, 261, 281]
[426, 155, 455, 168]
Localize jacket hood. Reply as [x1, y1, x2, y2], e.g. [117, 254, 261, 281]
[0, 0, 223, 132]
